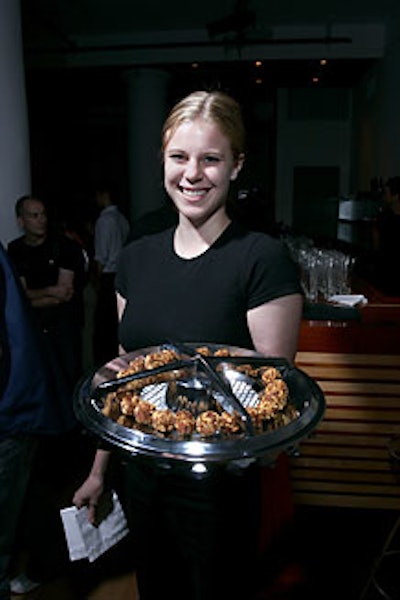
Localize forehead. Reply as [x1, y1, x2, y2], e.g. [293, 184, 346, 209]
[165, 118, 230, 150]
[21, 199, 45, 215]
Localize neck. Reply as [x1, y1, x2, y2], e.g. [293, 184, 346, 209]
[174, 211, 231, 259]
[24, 232, 46, 247]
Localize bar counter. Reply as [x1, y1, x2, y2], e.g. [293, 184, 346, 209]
[299, 280, 400, 354]
[291, 281, 400, 510]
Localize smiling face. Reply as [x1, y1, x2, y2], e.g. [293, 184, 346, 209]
[163, 117, 244, 226]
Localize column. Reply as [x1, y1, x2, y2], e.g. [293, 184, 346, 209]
[124, 68, 170, 223]
[0, 0, 31, 244]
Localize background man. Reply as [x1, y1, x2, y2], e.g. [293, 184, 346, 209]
[92, 185, 130, 365]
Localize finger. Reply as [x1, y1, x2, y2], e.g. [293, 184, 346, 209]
[88, 504, 98, 525]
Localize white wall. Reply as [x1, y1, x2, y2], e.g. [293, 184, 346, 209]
[0, 0, 31, 245]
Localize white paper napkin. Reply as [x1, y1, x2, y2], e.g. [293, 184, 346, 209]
[60, 490, 129, 563]
[327, 294, 368, 307]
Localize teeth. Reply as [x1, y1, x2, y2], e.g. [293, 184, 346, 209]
[182, 188, 205, 197]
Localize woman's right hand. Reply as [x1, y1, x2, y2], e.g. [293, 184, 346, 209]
[73, 448, 111, 525]
[73, 472, 105, 525]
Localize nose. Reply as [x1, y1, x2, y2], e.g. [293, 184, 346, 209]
[184, 158, 202, 182]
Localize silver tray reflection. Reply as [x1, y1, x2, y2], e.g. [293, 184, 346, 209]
[74, 343, 325, 466]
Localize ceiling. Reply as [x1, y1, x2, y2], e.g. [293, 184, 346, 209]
[21, 0, 398, 43]
[20, 0, 399, 89]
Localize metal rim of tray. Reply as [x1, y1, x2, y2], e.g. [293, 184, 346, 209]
[74, 343, 325, 465]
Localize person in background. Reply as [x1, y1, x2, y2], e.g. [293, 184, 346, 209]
[73, 90, 303, 600]
[0, 241, 63, 599]
[371, 176, 400, 296]
[8, 195, 84, 397]
[92, 185, 130, 366]
[7, 196, 89, 593]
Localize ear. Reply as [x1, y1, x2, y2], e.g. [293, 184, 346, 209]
[230, 153, 245, 181]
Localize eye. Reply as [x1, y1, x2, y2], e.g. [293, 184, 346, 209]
[167, 152, 186, 162]
[203, 155, 221, 164]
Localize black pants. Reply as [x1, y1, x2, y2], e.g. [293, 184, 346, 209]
[122, 459, 261, 600]
[93, 273, 119, 367]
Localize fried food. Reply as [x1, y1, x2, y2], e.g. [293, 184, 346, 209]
[152, 409, 176, 433]
[220, 411, 242, 434]
[260, 366, 281, 384]
[119, 391, 140, 416]
[196, 410, 221, 437]
[133, 400, 155, 425]
[100, 345, 294, 439]
[174, 409, 196, 436]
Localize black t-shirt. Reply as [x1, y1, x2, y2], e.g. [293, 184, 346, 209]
[7, 234, 82, 327]
[115, 222, 302, 352]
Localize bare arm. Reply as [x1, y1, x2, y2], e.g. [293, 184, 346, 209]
[72, 448, 111, 525]
[247, 293, 303, 364]
[22, 268, 74, 307]
[117, 292, 127, 354]
[73, 291, 127, 521]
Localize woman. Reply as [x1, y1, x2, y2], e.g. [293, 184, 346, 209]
[73, 90, 303, 600]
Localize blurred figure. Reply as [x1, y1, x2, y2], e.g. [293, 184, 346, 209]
[7, 196, 91, 593]
[0, 241, 61, 599]
[371, 176, 400, 296]
[92, 185, 130, 366]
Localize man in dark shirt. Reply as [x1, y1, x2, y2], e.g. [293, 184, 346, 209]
[6, 197, 92, 593]
[8, 195, 83, 392]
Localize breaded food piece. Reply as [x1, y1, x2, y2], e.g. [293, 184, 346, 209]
[151, 409, 176, 433]
[118, 391, 141, 416]
[133, 400, 155, 425]
[117, 355, 146, 378]
[246, 406, 263, 429]
[260, 366, 281, 384]
[117, 414, 135, 428]
[260, 379, 288, 408]
[213, 347, 230, 357]
[196, 346, 212, 356]
[196, 410, 221, 437]
[174, 410, 196, 436]
[102, 392, 121, 419]
[257, 399, 279, 420]
[144, 348, 179, 370]
[220, 411, 242, 434]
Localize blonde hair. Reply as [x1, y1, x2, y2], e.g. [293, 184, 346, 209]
[162, 90, 246, 160]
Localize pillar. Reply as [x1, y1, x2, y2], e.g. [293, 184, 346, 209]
[0, 0, 31, 245]
[124, 68, 170, 223]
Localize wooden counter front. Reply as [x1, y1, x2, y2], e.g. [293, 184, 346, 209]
[291, 295, 400, 510]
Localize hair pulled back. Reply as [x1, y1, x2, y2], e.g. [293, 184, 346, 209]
[162, 90, 246, 160]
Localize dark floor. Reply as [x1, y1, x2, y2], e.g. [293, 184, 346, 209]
[10, 430, 400, 600]
[12, 503, 400, 600]
[285, 504, 400, 600]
